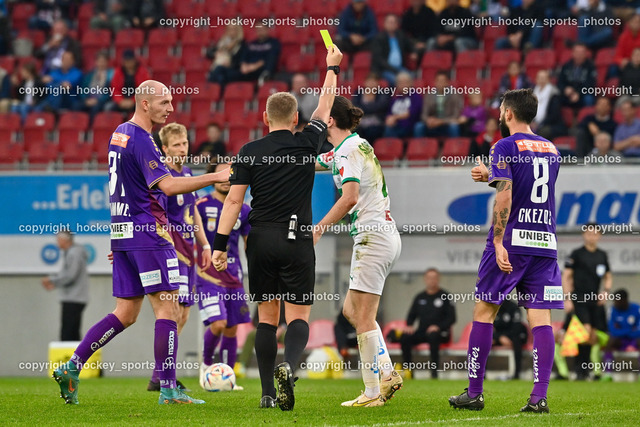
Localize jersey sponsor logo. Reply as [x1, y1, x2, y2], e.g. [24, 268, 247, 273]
[168, 269, 181, 283]
[148, 160, 158, 170]
[110, 221, 133, 239]
[177, 194, 184, 206]
[110, 202, 130, 217]
[110, 132, 130, 148]
[496, 161, 507, 169]
[139, 269, 162, 287]
[167, 258, 179, 268]
[543, 286, 563, 301]
[205, 206, 218, 217]
[511, 228, 557, 250]
[596, 264, 606, 277]
[515, 139, 558, 154]
[207, 218, 216, 232]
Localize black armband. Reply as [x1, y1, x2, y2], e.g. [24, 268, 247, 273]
[213, 233, 230, 252]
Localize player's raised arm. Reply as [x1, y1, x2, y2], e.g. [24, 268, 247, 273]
[157, 168, 230, 196]
[492, 180, 513, 273]
[310, 46, 343, 123]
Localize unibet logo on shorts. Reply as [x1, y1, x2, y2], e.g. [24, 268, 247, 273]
[544, 286, 563, 301]
[110, 222, 133, 239]
[139, 269, 161, 287]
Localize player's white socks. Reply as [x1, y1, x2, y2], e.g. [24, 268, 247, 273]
[357, 329, 381, 398]
[376, 322, 394, 378]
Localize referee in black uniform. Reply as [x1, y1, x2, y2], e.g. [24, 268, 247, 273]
[212, 46, 343, 410]
[562, 223, 612, 380]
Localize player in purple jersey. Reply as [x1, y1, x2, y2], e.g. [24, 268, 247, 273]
[53, 80, 229, 405]
[449, 89, 563, 413]
[141, 122, 212, 392]
[195, 163, 251, 388]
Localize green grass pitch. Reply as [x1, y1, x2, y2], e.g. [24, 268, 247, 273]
[1, 377, 639, 426]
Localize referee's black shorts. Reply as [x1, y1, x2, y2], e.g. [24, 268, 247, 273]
[574, 301, 607, 331]
[246, 225, 315, 305]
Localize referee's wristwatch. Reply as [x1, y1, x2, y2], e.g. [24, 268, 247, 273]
[327, 65, 340, 75]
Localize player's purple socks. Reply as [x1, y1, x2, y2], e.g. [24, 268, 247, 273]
[71, 313, 125, 371]
[155, 319, 178, 389]
[203, 327, 221, 366]
[467, 321, 493, 397]
[220, 335, 238, 368]
[530, 325, 554, 404]
[603, 351, 614, 372]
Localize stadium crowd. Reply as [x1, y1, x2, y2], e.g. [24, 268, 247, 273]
[1, 0, 640, 168]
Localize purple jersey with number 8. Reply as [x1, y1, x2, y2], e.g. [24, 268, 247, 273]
[486, 132, 560, 259]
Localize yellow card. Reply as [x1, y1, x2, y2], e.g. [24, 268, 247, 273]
[320, 30, 333, 49]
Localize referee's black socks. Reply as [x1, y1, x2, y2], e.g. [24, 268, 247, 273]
[284, 319, 309, 373]
[256, 323, 278, 398]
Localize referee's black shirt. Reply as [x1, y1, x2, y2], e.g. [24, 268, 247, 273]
[565, 246, 610, 302]
[229, 119, 328, 226]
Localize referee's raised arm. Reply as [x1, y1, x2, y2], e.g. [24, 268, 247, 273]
[310, 46, 343, 123]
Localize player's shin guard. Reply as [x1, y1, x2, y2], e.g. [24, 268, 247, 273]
[358, 329, 381, 399]
[220, 335, 238, 368]
[203, 327, 221, 366]
[467, 321, 493, 398]
[255, 323, 278, 398]
[155, 319, 178, 389]
[284, 319, 309, 373]
[376, 322, 394, 377]
[530, 325, 554, 404]
[71, 313, 124, 370]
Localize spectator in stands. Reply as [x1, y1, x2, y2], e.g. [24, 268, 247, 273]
[108, 49, 149, 113]
[290, 73, 318, 125]
[401, 0, 438, 58]
[0, 1, 11, 56]
[495, 0, 545, 52]
[336, 0, 378, 54]
[414, 70, 463, 137]
[383, 72, 422, 138]
[90, 0, 128, 32]
[10, 62, 45, 121]
[0, 65, 11, 113]
[371, 14, 416, 86]
[29, 0, 73, 32]
[469, 0, 502, 19]
[602, 289, 640, 380]
[613, 100, 640, 157]
[573, 96, 617, 157]
[36, 50, 82, 112]
[531, 69, 564, 141]
[558, 43, 597, 108]
[195, 123, 226, 161]
[470, 117, 500, 158]
[458, 92, 488, 138]
[352, 73, 390, 144]
[577, 0, 614, 50]
[618, 47, 640, 104]
[207, 24, 245, 80]
[498, 61, 533, 97]
[74, 51, 113, 117]
[587, 131, 621, 161]
[334, 310, 357, 360]
[129, 0, 164, 30]
[427, 0, 478, 53]
[614, 14, 640, 69]
[399, 268, 455, 379]
[37, 19, 82, 75]
[210, 25, 280, 87]
[493, 300, 528, 380]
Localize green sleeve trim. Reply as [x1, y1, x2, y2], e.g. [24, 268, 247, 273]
[342, 177, 360, 184]
[317, 157, 329, 168]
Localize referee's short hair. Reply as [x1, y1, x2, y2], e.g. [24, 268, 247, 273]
[266, 92, 298, 126]
[159, 122, 188, 146]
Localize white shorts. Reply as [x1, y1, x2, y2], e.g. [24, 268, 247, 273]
[349, 230, 401, 295]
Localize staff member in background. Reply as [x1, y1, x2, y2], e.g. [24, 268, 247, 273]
[562, 223, 612, 380]
[212, 46, 343, 411]
[42, 230, 90, 341]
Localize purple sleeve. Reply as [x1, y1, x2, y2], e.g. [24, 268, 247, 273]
[410, 94, 423, 121]
[134, 134, 170, 188]
[240, 204, 251, 236]
[487, 139, 513, 187]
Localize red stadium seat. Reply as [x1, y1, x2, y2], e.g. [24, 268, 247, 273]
[482, 25, 506, 51]
[222, 82, 255, 114]
[179, 27, 209, 60]
[286, 53, 317, 74]
[272, 0, 305, 19]
[77, 2, 94, 37]
[183, 57, 210, 88]
[406, 138, 439, 164]
[149, 56, 181, 85]
[0, 55, 15, 74]
[16, 30, 46, 50]
[307, 319, 337, 349]
[373, 137, 404, 164]
[227, 126, 253, 154]
[552, 25, 577, 52]
[352, 51, 372, 84]
[489, 49, 521, 80]
[524, 49, 556, 81]
[148, 28, 178, 57]
[166, 112, 192, 129]
[441, 137, 471, 162]
[114, 29, 145, 58]
[421, 50, 453, 84]
[206, 0, 239, 20]
[382, 320, 407, 350]
[554, 136, 577, 151]
[239, 0, 272, 20]
[26, 142, 59, 166]
[561, 107, 575, 128]
[23, 112, 56, 150]
[174, 1, 205, 19]
[61, 142, 93, 165]
[227, 111, 261, 128]
[0, 112, 22, 144]
[92, 112, 124, 163]
[595, 48, 616, 87]
[304, 1, 338, 18]
[11, 3, 36, 31]
[455, 49, 485, 83]
[58, 112, 90, 148]
[81, 29, 111, 49]
[449, 322, 473, 350]
[576, 106, 596, 124]
[0, 142, 24, 167]
[189, 83, 221, 115]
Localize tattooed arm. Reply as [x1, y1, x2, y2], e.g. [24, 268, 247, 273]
[493, 180, 513, 273]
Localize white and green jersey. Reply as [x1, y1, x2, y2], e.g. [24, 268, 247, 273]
[318, 133, 397, 237]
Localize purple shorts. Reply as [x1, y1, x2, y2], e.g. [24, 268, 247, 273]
[196, 280, 251, 327]
[475, 250, 564, 309]
[112, 249, 185, 298]
[177, 260, 196, 307]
